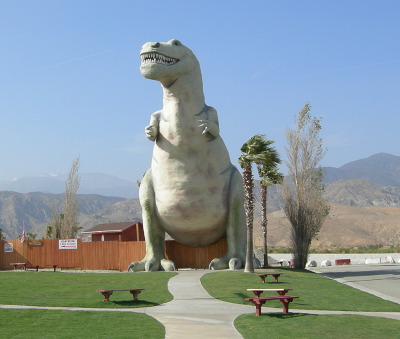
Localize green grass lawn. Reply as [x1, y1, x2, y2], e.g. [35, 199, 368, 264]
[0, 271, 176, 308]
[235, 313, 400, 339]
[0, 309, 164, 338]
[201, 268, 400, 312]
[0, 271, 176, 338]
[1, 268, 399, 338]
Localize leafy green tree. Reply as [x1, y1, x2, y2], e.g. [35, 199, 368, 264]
[282, 103, 329, 268]
[45, 223, 53, 239]
[17, 232, 37, 240]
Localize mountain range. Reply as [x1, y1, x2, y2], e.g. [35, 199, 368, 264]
[0, 153, 399, 245]
[322, 152, 400, 187]
[0, 173, 138, 198]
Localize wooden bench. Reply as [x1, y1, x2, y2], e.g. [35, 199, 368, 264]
[96, 289, 144, 302]
[10, 263, 27, 270]
[29, 265, 58, 272]
[257, 273, 282, 283]
[245, 296, 299, 316]
[247, 288, 292, 297]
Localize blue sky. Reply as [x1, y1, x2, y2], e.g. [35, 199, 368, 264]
[1, 1, 399, 182]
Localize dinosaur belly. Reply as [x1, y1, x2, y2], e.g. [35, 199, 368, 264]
[152, 143, 232, 246]
[156, 189, 228, 246]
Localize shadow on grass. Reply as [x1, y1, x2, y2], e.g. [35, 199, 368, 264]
[261, 312, 307, 319]
[235, 292, 248, 299]
[111, 300, 160, 307]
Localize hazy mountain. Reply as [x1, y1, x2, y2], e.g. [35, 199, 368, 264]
[0, 173, 138, 198]
[253, 203, 400, 248]
[1, 153, 398, 199]
[0, 192, 125, 240]
[1, 153, 400, 246]
[78, 199, 142, 232]
[257, 177, 400, 212]
[323, 153, 400, 186]
[323, 179, 400, 207]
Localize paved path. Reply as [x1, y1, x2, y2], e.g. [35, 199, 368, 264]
[2, 268, 400, 338]
[145, 270, 253, 338]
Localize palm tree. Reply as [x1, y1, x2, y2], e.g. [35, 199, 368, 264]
[257, 164, 283, 268]
[239, 134, 274, 273]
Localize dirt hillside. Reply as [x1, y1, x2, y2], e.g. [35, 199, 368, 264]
[253, 203, 400, 249]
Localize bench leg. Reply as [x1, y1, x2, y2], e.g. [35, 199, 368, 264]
[101, 291, 113, 302]
[252, 291, 262, 297]
[129, 290, 142, 301]
[255, 304, 262, 316]
[273, 274, 280, 283]
[279, 299, 293, 313]
[251, 300, 266, 316]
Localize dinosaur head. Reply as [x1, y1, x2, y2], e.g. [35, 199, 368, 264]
[140, 39, 200, 87]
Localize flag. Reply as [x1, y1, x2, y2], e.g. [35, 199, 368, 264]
[21, 230, 26, 243]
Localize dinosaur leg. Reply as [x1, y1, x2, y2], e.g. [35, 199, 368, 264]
[209, 167, 246, 270]
[127, 170, 175, 272]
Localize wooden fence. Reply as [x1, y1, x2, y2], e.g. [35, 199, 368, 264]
[0, 238, 227, 271]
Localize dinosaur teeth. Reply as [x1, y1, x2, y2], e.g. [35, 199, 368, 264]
[141, 53, 179, 66]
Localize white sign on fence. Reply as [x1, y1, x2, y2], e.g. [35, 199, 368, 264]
[59, 239, 78, 250]
[4, 243, 13, 252]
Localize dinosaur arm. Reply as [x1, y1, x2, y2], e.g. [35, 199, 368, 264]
[145, 111, 161, 141]
[198, 107, 220, 137]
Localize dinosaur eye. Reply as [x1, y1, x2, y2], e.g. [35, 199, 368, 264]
[169, 39, 182, 46]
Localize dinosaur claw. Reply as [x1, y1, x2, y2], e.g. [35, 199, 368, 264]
[229, 257, 243, 270]
[161, 259, 176, 271]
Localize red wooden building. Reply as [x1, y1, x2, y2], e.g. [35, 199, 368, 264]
[81, 220, 144, 242]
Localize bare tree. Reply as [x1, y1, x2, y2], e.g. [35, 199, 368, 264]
[0, 228, 5, 241]
[47, 157, 81, 239]
[282, 103, 329, 268]
[62, 156, 81, 238]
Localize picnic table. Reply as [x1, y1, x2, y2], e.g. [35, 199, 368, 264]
[245, 295, 299, 316]
[96, 288, 145, 302]
[247, 288, 292, 297]
[257, 273, 282, 283]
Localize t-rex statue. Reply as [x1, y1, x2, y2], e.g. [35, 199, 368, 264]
[128, 39, 246, 272]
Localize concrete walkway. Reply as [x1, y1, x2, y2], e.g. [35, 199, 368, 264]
[145, 270, 253, 338]
[2, 269, 400, 338]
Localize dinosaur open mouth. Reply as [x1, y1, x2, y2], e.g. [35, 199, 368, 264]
[141, 52, 179, 66]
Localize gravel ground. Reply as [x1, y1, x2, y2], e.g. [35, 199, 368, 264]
[267, 253, 400, 266]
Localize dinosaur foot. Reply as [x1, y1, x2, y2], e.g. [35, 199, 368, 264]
[127, 258, 176, 272]
[209, 256, 243, 270]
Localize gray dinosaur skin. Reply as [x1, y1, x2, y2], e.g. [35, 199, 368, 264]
[128, 39, 246, 272]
